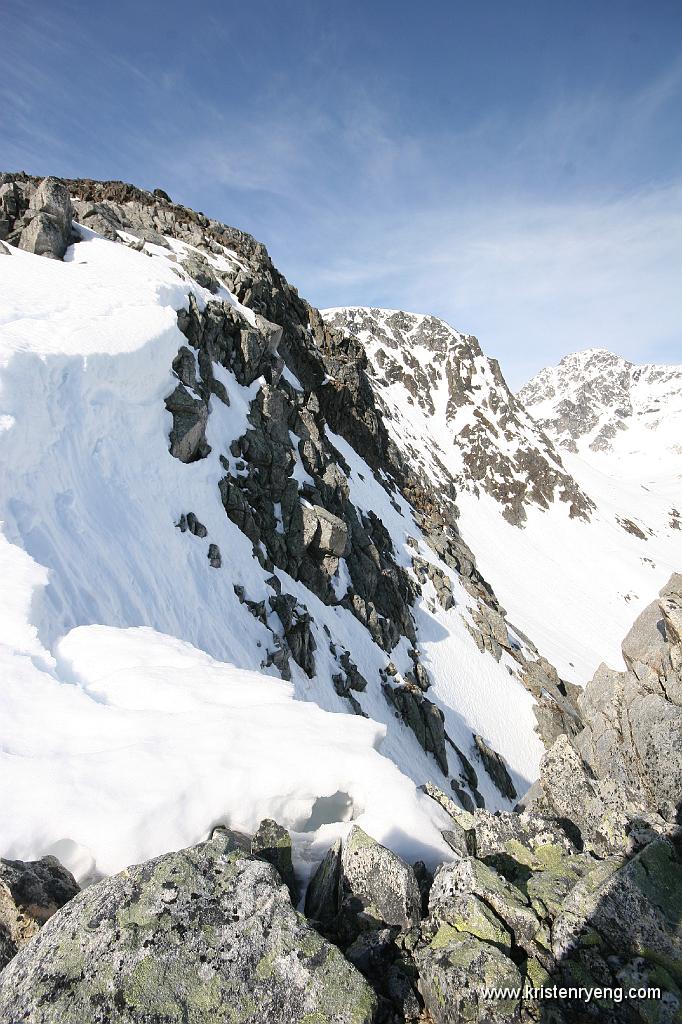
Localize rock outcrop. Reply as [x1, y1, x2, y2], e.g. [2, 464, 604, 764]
[0, 176, 75, 259]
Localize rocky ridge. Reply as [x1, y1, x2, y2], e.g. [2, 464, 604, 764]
[1, 576, 680, 1023]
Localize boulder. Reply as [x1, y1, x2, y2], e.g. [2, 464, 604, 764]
[428, 857, 541, 955]
[0, 832, 376, 1024]
[301, 503, 349, 557]
[165, 384, 210, 463]
[305, 826, 421, 943]
[415, 933, 522, 1024]
[181, 255, 220, 293]
[18, 177, 73, 259]
[0, 856, 79, 971]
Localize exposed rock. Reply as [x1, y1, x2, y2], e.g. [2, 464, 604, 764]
[302, 503, 349, 557]
[181, 254, 219, 293]
[176, 511, 207, 537]
[0, 832, 376, 1024]
[467, 603, 510, 661]
[164, 384, 210, 463]
[428, 857, 541, 956]
[305, 838, 343, 931]
[0, 240, 10, 255]
[269, 593, 316, 677]
[0, 856, 79, 971]
[250, 818, 298, 903]
[474, 734, 517, 801]
[383, 682, 448, 774]
[17, 177, 74, 259]
[415, 933, 522, 1024]
[207, 543, 222, 568]
[525, 576, 682, 856]
[465, 808, 578, 870]
[305, 826, 421, 945]
[172, 346, 198, 390]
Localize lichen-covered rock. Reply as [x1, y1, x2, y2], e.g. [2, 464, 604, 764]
[0, 832, 376, 1024]
[306, 827, 421, 945]
[415, 932, 522, 1024]
[465, 808, 578, 873]
[251, 818, 298, 903]
[428, 857, 541, 955]
[0, 856, 79, 970]
[552, 838, 682, 966]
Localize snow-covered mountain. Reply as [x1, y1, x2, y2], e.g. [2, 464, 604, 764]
[323, 309, 681, 684]
[519, 346, 682, 481]
[0, 175, 560, 886]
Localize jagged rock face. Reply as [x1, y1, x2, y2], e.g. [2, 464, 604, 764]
[519, 347, 682, 459]
[0, 832, 376, 1024]
[323, 307, 594, 527]
[526, 575, 682, 855]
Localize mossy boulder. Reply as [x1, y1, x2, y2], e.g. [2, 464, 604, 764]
[429, 857, 541, 955]
[305, 826, 421, 944]
[0, 832, 376, 1024]
[415, 932, 521, 1023]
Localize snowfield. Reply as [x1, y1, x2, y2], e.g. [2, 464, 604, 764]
[0, 230, 544, 884]
[1, 623, 455, 886]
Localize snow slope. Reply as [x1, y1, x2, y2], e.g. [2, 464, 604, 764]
[323, 308, 681, 683]
[0, 227, 543, 882]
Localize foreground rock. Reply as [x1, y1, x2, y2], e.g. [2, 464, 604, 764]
[0, 831, 376, 1024]
[0, 856, 79, 970]
[306, 825, 421, 942]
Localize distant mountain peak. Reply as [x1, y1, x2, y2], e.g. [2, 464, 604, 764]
[519, 347, 682, 462]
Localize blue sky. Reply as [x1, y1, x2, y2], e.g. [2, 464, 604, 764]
[2, 0, 681, 386]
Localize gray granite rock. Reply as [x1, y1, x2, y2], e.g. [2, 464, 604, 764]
[0, 832, 376, 1024]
